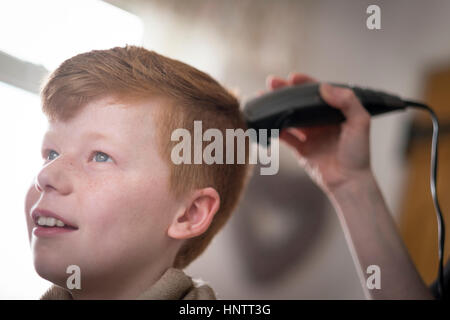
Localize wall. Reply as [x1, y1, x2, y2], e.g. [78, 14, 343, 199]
[107, 0, 450, 299]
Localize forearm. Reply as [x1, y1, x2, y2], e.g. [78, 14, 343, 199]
[326, 171, 433, 299]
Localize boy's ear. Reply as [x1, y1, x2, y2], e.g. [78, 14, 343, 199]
[167, 187, 220, 240]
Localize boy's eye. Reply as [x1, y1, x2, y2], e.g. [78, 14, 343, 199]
[46, 150, 59, 161]
[92, 151, 113, 163]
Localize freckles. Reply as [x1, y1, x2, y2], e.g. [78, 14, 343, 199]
[82, 171, 170, 227]
[80, 178, 123, 224]
[83, 173, 119, 195]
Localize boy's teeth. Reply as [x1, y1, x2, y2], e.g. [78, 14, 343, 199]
[37, 216, 65, 227]
[37, 217, 47, 226]
[47, 217, 56, 227]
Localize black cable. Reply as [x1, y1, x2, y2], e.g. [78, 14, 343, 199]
[404, 100, 446, 299]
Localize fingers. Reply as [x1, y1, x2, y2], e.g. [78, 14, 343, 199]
[266, 72, 317, 91]
[267, 72, 320, 145]
[287, 72, 318, 85]
[266, 75, 288, 90]
[319, 83, 371, 129]
[283, 128, 307, 142]
[280, 129, 307, 155]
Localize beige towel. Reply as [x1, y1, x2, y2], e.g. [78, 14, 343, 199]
[40, 267, 216, 300]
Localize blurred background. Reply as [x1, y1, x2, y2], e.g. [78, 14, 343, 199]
[1, 0, 449, 299]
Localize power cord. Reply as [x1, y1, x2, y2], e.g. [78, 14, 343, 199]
[404, 100, 446, 299]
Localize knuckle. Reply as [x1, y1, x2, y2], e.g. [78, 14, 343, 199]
[339, 89, 355, 105]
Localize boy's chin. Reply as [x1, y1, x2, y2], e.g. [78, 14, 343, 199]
[33, 249, 82, 288]
[34, 262, 70, 289]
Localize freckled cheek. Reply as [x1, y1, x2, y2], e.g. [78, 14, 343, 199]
[126, 183, 173, 230]
[80, 178, 172, 237]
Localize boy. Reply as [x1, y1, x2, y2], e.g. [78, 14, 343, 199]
[24, 45, 432, 299]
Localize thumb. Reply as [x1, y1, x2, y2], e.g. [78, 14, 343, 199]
[319, 83, 371, 128]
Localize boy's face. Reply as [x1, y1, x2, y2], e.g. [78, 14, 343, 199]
[24, 96, 181, 289]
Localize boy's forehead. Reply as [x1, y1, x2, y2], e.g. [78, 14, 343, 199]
[44, 97, 162, 141]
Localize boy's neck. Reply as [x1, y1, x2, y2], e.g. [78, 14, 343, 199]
[69, 259, 174, 300]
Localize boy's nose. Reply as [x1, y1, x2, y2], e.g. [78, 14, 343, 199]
[35, 157, 73, 195]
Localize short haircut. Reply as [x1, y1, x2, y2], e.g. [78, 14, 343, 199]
[41, 45, 252, 269]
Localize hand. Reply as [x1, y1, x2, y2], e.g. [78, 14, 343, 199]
[264, 72, 372, 194]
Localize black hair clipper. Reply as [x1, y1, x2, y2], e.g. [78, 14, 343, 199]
[242, 82, 407, 143]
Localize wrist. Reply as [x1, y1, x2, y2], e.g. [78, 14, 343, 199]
[325, 168, 385, 225]
[325, 169, 376, 199]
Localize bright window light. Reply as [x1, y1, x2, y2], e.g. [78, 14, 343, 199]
[0, 0, 143, 70]
[0, 82, 49, 299]
[0, 0, 143, 299]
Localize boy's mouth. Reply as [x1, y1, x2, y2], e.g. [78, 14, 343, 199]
[31, 208, 78, 231]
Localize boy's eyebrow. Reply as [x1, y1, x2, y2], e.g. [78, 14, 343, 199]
[81, 131, 110, 141]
